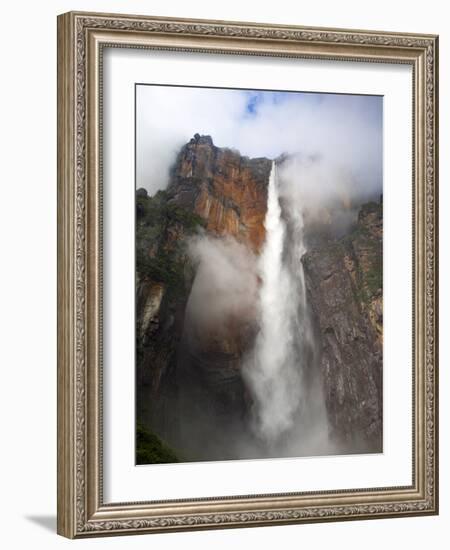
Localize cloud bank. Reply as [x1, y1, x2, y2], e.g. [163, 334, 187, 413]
[136, 85, 383, 199]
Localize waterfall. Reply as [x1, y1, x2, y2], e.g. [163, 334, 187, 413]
[245, 161, 311, 443]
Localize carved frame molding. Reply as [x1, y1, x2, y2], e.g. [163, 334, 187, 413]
[57, 11, 438, 538]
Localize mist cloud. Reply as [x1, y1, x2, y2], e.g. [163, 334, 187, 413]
[184, 233, 259, 345]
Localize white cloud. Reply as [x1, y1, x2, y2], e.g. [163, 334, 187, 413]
[136, 85, 382, 199]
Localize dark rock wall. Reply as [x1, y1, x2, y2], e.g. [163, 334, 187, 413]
[302, 200, 383, 451]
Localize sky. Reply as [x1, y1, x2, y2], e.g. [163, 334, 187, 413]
[136, 84, 383, 199]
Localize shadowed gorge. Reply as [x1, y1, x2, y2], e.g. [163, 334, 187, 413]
[136, 134, 383, 463]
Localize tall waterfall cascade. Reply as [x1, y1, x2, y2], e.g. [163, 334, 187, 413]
[245, 161, 313, 443]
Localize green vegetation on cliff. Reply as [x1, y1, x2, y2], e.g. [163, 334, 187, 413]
[136, 423, 180, 464]
[347, 200, 382, 305]
[137, 188, 205, 235]
[136, 188, 205, 293]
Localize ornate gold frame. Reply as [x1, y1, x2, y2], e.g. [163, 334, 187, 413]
[57, 11, 439, 538]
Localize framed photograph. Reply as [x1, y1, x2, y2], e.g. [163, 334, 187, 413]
[57, 11, 439, 538]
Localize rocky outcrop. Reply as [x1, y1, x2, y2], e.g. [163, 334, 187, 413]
[302, 199, 383, 451]
[167, 133, 272, 251]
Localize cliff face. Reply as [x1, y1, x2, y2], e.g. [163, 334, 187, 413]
[136, 189, 203, 444]
[136, 136, 271, 457]
[167, 133, 272, 252]
[302, 200, 383, 450]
